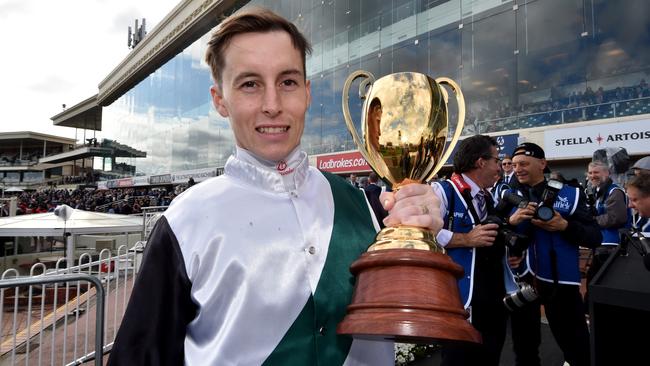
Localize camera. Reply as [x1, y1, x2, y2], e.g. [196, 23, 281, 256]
[585, 183, 597, 216]
[503, 282, 538, 311]
[535, 179, 564, 221]
[495, 191, 529, 213]
[497, 180, 564, 222]
[482, 215, 529, 257]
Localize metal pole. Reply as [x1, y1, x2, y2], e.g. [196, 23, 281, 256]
[66, 234, 74, 269]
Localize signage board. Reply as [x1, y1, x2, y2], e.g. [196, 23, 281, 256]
[544, 119, 650, 158]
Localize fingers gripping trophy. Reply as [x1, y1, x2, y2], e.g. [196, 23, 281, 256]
[337, 71, 481, 344]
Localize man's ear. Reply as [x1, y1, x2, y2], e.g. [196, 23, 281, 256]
[475, 157, 484, 169]
[210, 84, 229, 118]
[305, 79, 312, 107]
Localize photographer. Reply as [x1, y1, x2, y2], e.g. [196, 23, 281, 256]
[508, 143, 601, 366]
[431, 135, 518, 366]
[587, 161, 630, 245]
[585, 161, 631, 300]
[493, 188, 543, 366]
[629, 160, 650, 233]
[628, 174, 650, 224]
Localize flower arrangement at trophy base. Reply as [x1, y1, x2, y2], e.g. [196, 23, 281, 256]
[337, 71, 481, 344]
[395, 343, 441, 365]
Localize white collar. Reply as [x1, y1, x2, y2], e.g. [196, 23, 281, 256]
[461, 173, 483, 198]
[224, 146, 310, 193]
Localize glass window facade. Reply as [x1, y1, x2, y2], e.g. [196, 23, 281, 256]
[101, 0, 650, 175]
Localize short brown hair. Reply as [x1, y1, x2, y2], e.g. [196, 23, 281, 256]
[627, 174, 650, 197]
[204, 7, 312, 86]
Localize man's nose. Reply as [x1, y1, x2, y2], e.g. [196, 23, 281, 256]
[262, 87, 282, 117]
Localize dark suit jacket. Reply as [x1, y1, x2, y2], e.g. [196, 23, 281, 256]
[364, 183, 388, 228]
[499, 174, 520, 190]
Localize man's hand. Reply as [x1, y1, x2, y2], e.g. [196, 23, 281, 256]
[532, 210, 568, 232]
[380, 183, 443, 234]
[509, 202, 537, 226]
[459, 224, 499, 247]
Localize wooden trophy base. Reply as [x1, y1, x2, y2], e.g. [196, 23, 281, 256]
[337, 248, 481, 344]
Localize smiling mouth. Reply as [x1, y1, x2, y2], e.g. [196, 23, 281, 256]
[256, 126, 289, 134]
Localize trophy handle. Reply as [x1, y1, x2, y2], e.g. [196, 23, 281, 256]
[432, 77, 466, 175]
[342, 70, 375, 159]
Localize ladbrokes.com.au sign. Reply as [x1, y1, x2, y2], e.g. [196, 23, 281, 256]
[316, 151, 371, 173]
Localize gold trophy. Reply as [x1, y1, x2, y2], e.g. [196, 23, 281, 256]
[337, 71, 481, 343]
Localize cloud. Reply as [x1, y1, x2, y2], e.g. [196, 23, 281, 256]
[109, 7, 144, 34]
[28, 76, 75, 94]
[0, 0, 29, 20]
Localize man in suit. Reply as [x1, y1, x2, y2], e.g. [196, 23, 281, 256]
[364, 172, 388, 227]
[431, 135, 518, 366]
[493, 155, 519, 200]
[349, 173, 359, 188]
[501, 155, 516, 186]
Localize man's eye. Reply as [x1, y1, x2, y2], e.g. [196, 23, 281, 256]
[241, 81, 257, 88]
[281, 79, 298, 87]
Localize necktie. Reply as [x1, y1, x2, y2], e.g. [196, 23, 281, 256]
[476, 191, 487, 221]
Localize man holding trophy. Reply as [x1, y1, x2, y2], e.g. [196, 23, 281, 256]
[108, 7, 446, 365]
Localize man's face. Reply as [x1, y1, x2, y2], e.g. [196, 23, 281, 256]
[367, 104, 382, 152]
[628, 186, 650, 218]
[501, 158, 513, 174]
[210, 31, 311, 162]
[587, 165, 609, 187]
[513, 154, 546, 185]
[477, 146, 501, 189]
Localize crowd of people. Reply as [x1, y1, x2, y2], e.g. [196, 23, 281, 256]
[347, 140, 650, 366]
[1, 186, 181, 217]
[465, 78, 650, 134]
[438, 141, 648, 366]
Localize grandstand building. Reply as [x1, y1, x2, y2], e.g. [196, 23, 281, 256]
[0, 131, 147, 191]
[0, 131, 76, 190]
[53, 0, 650, 184]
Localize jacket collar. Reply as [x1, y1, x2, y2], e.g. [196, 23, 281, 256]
[224, 146, 310, 194]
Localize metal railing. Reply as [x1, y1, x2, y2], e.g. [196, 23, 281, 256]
[0, 243, 145, 365]
[141, 206, 168, 239]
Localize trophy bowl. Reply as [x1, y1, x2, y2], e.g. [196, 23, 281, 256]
[336, 71, 481, 344]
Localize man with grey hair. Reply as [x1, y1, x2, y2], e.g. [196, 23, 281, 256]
[585, 160, 631, 294]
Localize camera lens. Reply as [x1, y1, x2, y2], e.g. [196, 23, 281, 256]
[536, 206, 554, 221]
[503, 284, 538, 311]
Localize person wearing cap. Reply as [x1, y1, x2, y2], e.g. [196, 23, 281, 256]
[632, 156, 650, 176]
[431, 135, 519, 366]
[508, 142, 601, 366]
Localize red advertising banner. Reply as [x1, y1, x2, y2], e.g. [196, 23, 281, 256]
[117, 178, 134, 187]
[316, 151, 372, 173]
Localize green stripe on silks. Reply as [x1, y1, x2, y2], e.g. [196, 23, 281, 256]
[262, 172, 377, 366]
